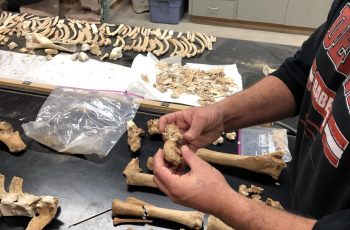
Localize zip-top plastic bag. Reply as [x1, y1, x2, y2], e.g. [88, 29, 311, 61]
[238, 125, 292, 162]
[22, 87, 141, 157]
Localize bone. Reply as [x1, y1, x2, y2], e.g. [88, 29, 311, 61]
[112, 198, 145, 217]
[207, 215, 233, 230]
[127, 120, 144, 152]
[126, 197, 153, 206]
[196, 149, 286, 179]
[162, 124, 183, 167]
[0, 121, 26, 153]
[145, 205, 204, 229]
[265, 198, 284, 210]
[25, 33, 77, 53]
[123, 158, 142, 176]
[126, 172, 157, 188]
[0, 174, 59, 230]
[113, 217, 152, 226]
[147, 119, 161, 135]
[113, 197, 204, 229]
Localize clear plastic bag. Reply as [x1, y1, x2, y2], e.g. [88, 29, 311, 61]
[238, 125, 292, 162]
[22, 87, 141, 157]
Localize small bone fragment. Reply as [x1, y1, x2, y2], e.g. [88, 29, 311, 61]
[109, 47, 123, 60]
[44, 49, 58, 55]
[162, 124, 183, 166]
[212, 136, 224, 145]
[147, 157, 154, 171]
[113, 217, 152, 226]
[266, 198, 284, 210]
[144, 205, 204, 229]
[19, 48, 28, 53]
[147, 119, 161, 135]
[90, 43, 101, 56]
[238, 185, 250, 196]
[78, 52, 89, 62]
[99, 53, 109, 61]
[127, 120, 144, 152]
[207, 215, 233, 230]
[104, 38, 112, 46]
[0, 121, 26, 153]
[226, 132, 236, 141]
[141, 74, 149, 83]
[123, 158, 142, 176]
[251, 194, 262, 201]
[46, 54, 53, 60]
[81, 43, 90, 51]
[197, 149, 286, 179]
[7, 42, 18, 50]
[71, 52, 79, 61]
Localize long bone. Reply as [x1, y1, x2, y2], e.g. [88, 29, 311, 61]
[112, 198, 204, 229]
[197, 149, 286, 179]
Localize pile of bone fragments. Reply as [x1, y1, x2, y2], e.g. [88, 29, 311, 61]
[153, 61, 237, 105]
[0, 11, 216, 61]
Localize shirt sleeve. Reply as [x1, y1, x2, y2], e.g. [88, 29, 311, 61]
[271, 23, 326, 115]
[313, 210, 350, 230]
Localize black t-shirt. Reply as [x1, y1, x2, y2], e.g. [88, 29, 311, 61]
[273, 1, 350, 229]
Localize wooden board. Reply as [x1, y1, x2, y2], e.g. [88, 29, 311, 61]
[0, 77, 191, 114]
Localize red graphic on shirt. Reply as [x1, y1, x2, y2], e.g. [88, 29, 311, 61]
[344, 77, 350, 117]
[323, 3, 350, 77]
[321, 114, 349, 168]
[310, 64, 336, 119]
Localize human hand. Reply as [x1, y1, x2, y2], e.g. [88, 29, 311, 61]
[158, 104, 225, 151]
[153, 146, 235, 215]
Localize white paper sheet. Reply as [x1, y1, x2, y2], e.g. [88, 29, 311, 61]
[130, 53, 243, 106]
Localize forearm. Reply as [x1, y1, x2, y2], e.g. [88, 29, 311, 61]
[216, 189, 316, 230]
[215, 75, 296, 131]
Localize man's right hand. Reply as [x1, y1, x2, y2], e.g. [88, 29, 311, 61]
[157, 104, 225, 151]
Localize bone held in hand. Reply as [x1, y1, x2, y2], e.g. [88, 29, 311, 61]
[162, 124, 183, 167]
[196, 149, 286, 179]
